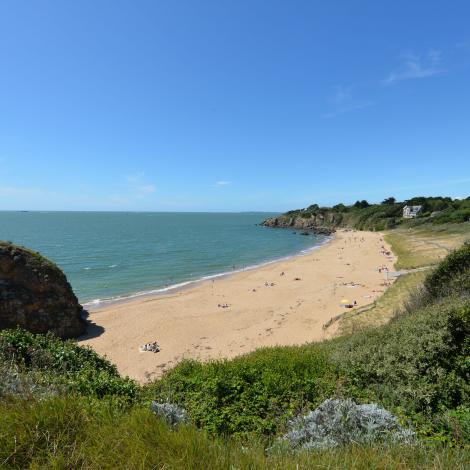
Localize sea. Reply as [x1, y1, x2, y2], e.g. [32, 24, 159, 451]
[0, 212, 328, 306]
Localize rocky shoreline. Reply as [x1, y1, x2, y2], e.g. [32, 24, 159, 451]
[260, 215, 336, 235]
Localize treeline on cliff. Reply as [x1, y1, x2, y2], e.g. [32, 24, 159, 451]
[0, 241, 469, 467]
[263, 196, 470, 231]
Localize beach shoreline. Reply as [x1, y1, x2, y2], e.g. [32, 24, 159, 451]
[82, 232, 333, 310]
[79, 230, 396, 383]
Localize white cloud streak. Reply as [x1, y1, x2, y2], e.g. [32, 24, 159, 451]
[384, 50, 442, 85]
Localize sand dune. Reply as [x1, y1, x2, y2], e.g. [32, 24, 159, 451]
[79, 230, 396, 383]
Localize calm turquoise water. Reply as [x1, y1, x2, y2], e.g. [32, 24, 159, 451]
[0, 212, 327, 305]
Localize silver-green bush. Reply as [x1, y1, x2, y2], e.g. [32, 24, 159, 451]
[281, 399, 415, 451]
[150, 401, 188, 426]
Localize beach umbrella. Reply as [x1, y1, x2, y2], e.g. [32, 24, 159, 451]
[340, 299, 350, 305]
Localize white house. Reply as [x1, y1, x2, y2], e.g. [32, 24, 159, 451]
[403, 205, 423, 219]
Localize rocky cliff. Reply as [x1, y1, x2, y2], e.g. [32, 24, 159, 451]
[0, 242, 86, 338]
[261, 213, 339, 235]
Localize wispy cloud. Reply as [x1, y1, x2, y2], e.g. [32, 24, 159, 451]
[215, 180, 231, 187]
[384, 50, 442, 85]
[324, 85, 373, 118]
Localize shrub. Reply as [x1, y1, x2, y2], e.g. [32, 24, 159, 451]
[148, 346, 339, 436]
[424, 242, 470, 299]
[0, 329, 139, 400]
[150, 401, 188, 426]
[279, 399, 414, 451]
[0, 363, 60, 400]
[327, 299, 470, 415]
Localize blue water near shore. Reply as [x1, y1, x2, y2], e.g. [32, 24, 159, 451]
[0, 212, 328, 305]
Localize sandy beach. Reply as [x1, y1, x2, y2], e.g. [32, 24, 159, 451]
[79, 230, 396, 382]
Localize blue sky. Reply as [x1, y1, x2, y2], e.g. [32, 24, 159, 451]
[1, 1, 469, 212]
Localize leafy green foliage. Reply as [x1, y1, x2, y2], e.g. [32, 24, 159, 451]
[382, 197, 396, 205]
[148, 346, 339, 436]
[328, 300, 470, 415]
[424, 242, 470, 299]
[0, 329, 139, 400]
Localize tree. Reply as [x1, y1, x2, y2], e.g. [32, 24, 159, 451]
[382, 197, 396, 205]
[306, 204, 319, 212]
[354, 200, 370, 209]
[333, 203, 346, 212]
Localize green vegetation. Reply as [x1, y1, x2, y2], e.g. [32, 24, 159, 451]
[425, 242, 470, 299]
[150, 295, 469, 445]
[0, 329, 139, 401]
[338, 271, 428, 333]
[148, 346, 338, 437]
[336, 224, 470, 333]
[0, 240, 60, 272]
[1, 397, 468, 469]
[1, 238, 470, 468]
[279, 196, 470, 232]
[385, 224, 470, 270]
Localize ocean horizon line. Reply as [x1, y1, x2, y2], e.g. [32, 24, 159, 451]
[0, 209, 284, 214]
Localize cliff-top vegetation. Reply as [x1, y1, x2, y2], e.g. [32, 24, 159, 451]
[265, 196, 470, 231]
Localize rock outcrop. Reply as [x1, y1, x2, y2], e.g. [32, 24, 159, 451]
[0, 242, 86, 338]
[261, 214, 338, 235]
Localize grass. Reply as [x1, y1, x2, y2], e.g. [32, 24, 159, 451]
[385, 224, 470, 270]
[337, 223, 470, 333]
[338, 271, 428, 334]
[0, 397, 469, 469]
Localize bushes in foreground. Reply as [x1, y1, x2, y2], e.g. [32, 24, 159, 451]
[0, 396, 468, 469]
[278, 399, 415, 451]
[424, 242, 470, 299]
[148, 346, 339, 436]
[328, 299, 470, 415]
[0, 329, 139, 400]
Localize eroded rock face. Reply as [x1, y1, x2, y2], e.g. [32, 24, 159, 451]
[0, 242, 86, 338]
[261, 215, 336, 235]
